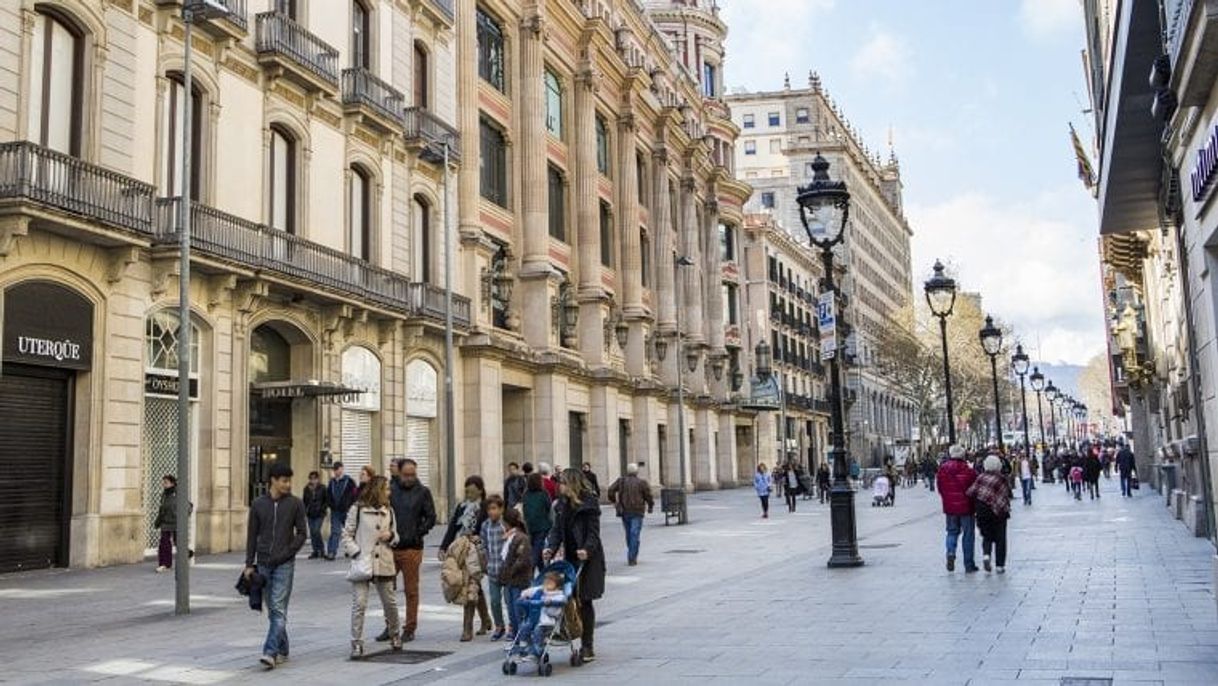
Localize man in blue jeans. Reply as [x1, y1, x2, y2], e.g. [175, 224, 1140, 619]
[244, 462, 307, 670]
[936, 445, 978, 573]
[607, 462, 654, 566]
[325, 462, 357, 560]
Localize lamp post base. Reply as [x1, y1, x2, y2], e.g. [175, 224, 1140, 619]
[827, 480, 864, 568]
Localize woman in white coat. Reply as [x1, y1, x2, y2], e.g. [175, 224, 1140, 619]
[342, 475, 401, 657]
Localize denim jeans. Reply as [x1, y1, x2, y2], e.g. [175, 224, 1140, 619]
[257, 561, 295, 658]
[621, 513, 644, 563]
[1020, 478, 1033, 505]
[506, 586, 523, 633]
[944, 514, 976, 569]
[327, 511, 347, 557]
[487, 578, 506, 629]
[1120, 472, 1133, 496]
[530, 531, 549, 575]
[307, 516, 324, 555]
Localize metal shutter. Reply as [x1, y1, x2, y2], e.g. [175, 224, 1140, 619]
[405, 416, 432, 488]
[0, 366, 70, 573]
[341, 409, 373, 472]
[142, 398, 178, 551]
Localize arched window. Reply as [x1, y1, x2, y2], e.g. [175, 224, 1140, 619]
[352, 0, 370, 69]
[349, 166, 371, 261]
[412, 194, 432, 283]
[160, 74, 203, 200]
[146, 310, 199, 373]
[414, 42, 429, 109]
[268, 125, 297, 233]
[27, 9, 83, 155]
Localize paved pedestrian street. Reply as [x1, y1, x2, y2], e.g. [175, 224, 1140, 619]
[1, 478, 1215, 685]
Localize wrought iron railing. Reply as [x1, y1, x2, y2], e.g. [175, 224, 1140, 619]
[255, 12, 339, 87]
[155, 198, 470, 326]
[403, 107, 461, 162]
[0, 141, 156, 235]
[342, 67, 404, 125]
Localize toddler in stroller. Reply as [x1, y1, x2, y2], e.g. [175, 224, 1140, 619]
[503, 561, 581, 676]
[872, 474, 893, 507]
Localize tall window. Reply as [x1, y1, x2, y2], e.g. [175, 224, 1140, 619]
[744, 141, 756, 155]
[352, 0, 370, 68]
[414, 42, 429, 109]
[544, 69, 563, 137]
[413, 194, 432, 283]
[796, 107, 810, 124]
[268, 126, 296, 233]
[640, 229, 651, 287]
[547, 164, 566, 240]
[349, 166, 371, 261]
[160, 75, 202, 200]
[636, 152, 648, 208]
[27, 10, 83, 155]
[702, 63, 717, 98]
[599, 201, 613, 267]
[476, 8, 505, 91]
[742, 113, 755, 129]
[479, 118, 508, 207]
[719, 222, 736, 262]
[768, 111, 780, 126]
[760, 191, 775, 209]
[595, 115, 610, 176]
[723, 283, 739, 325]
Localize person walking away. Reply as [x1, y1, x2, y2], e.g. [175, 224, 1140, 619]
[380, 458, 435, 644]
[243, 462, 307, 670]
[967, 455, 1013, 574]
[522, 473, 552, 573]
[754, 463, 773, 518]
[1084, 451, 1102, 500]
[543, 468, 605, 664]
[1116, 442, 1136, 497]
[327, 463, 358, 561]
[936, 445, 979, 573]
[499, 508, 533, 640]
[607, 462, 654, 566]
[440, 476, 492, 641]
[771, 463, 785, 500]
[480, 495, 509, 640]
[581, 462, 601, 498]
[922, 456, 937, 491]
[784, 463, 801, 512]
[1018, 453, 1034, 507]
[342, 476, 402, 658]
[504, 462, 527, 511]
[816, 462, 831, 504]
[303, 471, 329, 559]
[883, 461, 899, 506]
[153, 475, 190, 572]
[1070, 462, 1084, 500]
[538, 462, 559, 500]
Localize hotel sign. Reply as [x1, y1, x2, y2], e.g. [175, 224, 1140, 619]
[1190, 123, 1218, 204]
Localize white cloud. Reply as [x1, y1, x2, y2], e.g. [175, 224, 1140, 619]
[720, 0, 836, 92]
[907, 190, 1107, 366]
[849, 28, 912, 83]
[1019, 0, 1079, 37]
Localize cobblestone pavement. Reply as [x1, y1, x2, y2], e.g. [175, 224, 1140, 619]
[1, 476, 1215, 685]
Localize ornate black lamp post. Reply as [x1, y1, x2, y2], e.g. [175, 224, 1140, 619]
[1011, 344, 1032, 456]
[924, 261, 958, 445]
[1045, 380, 1060, 452]
[796, 153, 862, 569]
[978, 315, 1004, 452]
[1030, 366, 1047, 466]
[1075, 402, 1088, 443]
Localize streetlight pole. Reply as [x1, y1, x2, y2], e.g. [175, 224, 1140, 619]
[442, 139, 457, 513]
[1045, 381, 1060, 452]
[796, 154, 861, 569]
[1030, 366, 1047, 473]
[924, 261, 958, 445]
[1011, 344, 1031, 458]
[978, 315, 1004, 452]
[673, 254, 694, 493]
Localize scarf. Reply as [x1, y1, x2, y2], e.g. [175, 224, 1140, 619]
[457, 500, 481, 537]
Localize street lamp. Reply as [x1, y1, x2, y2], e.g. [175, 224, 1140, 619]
[673, 254, 695, 495]
[1075, 402, 1088, 442]
[1044, 379, 1059, 479]
[1030, 366, 1047, 475]
[924, 260, 958, 444]
[796, 153, 862, 568]
[978, 315, 1004, 452]
[1011, 343, 1032, 457]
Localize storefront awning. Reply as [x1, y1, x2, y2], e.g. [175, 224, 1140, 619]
[251, 380, 366, 404]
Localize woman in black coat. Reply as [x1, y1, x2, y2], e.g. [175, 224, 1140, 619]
[544, 468, 605, 664]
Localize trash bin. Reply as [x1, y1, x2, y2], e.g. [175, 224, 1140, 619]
[660, 488, 687, 526]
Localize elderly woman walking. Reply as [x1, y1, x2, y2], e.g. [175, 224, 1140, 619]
[341, 475, 401, 657]
[967, 455, 1013, 574]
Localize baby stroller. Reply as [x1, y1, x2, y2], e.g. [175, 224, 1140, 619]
[872, 474, 893, 507]
[502, 560, 582, 677]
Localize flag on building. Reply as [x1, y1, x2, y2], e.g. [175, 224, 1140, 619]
[1070, 123, 1097, 192]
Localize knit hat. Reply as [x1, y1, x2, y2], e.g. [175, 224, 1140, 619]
[948, 445, 966, 460]
[984, 455, 1003, 473]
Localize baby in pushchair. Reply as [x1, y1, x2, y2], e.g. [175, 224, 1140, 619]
[503, 561, 580, 676]
[872, 474, 893, 507]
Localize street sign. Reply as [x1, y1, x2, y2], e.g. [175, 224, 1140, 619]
[817, 292, 836, 335]
[820, 337, 836, 359]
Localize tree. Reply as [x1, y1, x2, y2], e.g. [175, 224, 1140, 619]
[1078, 353, 1117, 436]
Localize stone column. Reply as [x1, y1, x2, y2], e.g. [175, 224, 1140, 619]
[461, 357, 504, 516]
[574, 66, 605, 365]
[717, 411, 738, 488]
[589, 386, 617, 495]
[456, 0, 479, 238]
[703, 198, 726, 397]
[693, 407, 718, 490]
[680, 177, 703, 344]
[654, 150, 675, 329]
[619, 112, 648, 377]
[518, 9, 551, 349]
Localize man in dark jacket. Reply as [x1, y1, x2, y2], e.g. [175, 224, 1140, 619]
[1116, 443, 1137, 497]
[607, 462, 654, 566]
[504, 462, 526, 510]
[382, 458, 436, 644]
[582, 462, 601, 497]
[936, 445, 978, 573]
[302, 471, 328, 559]
[326, 462, 357, 560]
[243, 462, 306, 670]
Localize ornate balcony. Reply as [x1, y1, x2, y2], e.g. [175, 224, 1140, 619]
[342, 67, 404, 133]
[0, 141, 156, 245]
[154, 198, 470, 328]
[403, 107, 461, 165]
[157, 0, 249, 40]
[255, 12, 339, 95]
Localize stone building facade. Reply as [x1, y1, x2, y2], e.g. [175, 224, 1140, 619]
[0, 0, 465, 572]
[726, 74, 917, 466]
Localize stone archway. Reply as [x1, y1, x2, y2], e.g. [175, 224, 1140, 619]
[247, 320, 316, 503]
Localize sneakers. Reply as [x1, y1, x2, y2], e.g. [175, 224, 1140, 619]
[983, 555, 992, 573]
[391, 634, 402, 651]
[401, 629, 415, 643]
[307, 552, 320, 560]
[964, 566, 979, 573]
[946, 555, 955, 572]
[580, 646, 596, 663]
[155, 566, 169, 573]
[491, 627, 506, 641]
[350, 641, 364, 660]
[259, 655, 276, 670]
[274, 655, 288, 665]
[996, 566, 1006, 574]
[627, 560, 638, 566]
[375, 628, 391, 642]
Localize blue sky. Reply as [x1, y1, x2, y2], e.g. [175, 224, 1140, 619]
[720, 0, 1104, 365]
